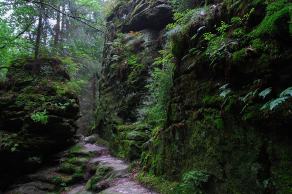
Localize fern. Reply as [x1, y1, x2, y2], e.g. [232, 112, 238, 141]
[261, 87, 292, 110]
[174, 170, 210, 194]
[261, 97, 289, 110]
[31, 110, 49, 124]
[259, 87, 272, 99]
[219, 84, 231, 98]
[144, 48, 175, 128]
[280, 87, 292, 97]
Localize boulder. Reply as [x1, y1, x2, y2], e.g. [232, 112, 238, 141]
[121, 1, 173, 32]
[0, 58, 79, 190]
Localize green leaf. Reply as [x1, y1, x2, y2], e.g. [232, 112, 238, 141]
[261, 97, 289, 110]
[259, 87, 272, 99]
[280, 87, 292, 97]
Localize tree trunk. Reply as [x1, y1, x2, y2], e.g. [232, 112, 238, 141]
[42, 8, 48, 46]
[54, 2, 61, 49]
[60, 1, 66, 53]
[35, 0, 44, 59]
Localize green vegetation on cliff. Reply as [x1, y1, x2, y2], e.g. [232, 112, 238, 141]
[1, 0, 292, 193]
[96, 0, 292, 193]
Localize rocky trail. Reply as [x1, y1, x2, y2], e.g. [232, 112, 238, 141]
[4, 136, 156, 194]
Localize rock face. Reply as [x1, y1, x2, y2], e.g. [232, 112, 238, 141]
[98, 0, 292, 193]
[0, 58, 79, 190]
[96, 0, 173, 159]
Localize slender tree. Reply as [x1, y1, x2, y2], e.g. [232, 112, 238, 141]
[35, 0, 44, 59]
[54, 1, 61, 48]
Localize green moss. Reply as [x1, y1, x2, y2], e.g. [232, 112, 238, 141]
[112, 123, 149, 160]
[85, 165, 111, 191]
[202, 95, 223, 107]
[269, 142, 292, 193]
[126, 54, 146, 85]
[251, 4, 292, 37]
[66, 157, 89, 166]
[68, 144, 83, 154]
[51, 175, 69, 187]
[232, 49, 247, 64]
[232, 28, 246, 38]
[0, 132, 24, 152]
[136, 172, 179, 194]
[15, 93, 47, 110]
[215, 117, 224, 130]
[224, 96, 239, 112]
[69, 172, 84, 184]
[174, 170, 210, 194]
[251, 38, 265, 51]
[59, 162, 84, 175]
[170, 29, 187, 59]
[266, 0, 289, 16]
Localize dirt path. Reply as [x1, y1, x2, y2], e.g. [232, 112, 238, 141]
[5, 137, 156, 194]
[66, 141, 156, 194]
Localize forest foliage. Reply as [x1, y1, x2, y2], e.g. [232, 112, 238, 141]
[0, 0, 115, 84]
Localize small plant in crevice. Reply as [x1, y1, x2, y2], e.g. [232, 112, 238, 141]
[143, 48, 175, 128]
[51, 175, 67, 188]
[126, 54, 145, 85]
[31, 109, 49, 124]
[0, 132, 20, 152]
[203, 21, 231, 66]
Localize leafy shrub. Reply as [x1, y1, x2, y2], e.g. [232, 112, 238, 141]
[136, 172, 178, 194]
[143, 49, 175, 128]
[126, 54, 145, 85]
[174, 170, 210, 194]
[31, 109, 48, 124]
[203, 21, 231, 65]
[167, 8, 207, 31]
[53, 80, 86, 95]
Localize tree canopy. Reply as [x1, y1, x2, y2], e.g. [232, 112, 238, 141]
[0, 0, 113, 81]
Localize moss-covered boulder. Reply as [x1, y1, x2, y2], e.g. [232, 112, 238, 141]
[0, 58, 79, 189]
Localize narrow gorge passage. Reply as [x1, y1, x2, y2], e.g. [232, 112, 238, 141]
[1, 0, 292, 193]
[5, 136, 156, 194]
[2, 66, 155, 194]
[67, 140, 156, 194]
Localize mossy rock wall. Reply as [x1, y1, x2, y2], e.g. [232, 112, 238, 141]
[99, 0, 292, 193]
[96, 0, 173, 160]
[142, 0, 292, 193]
[0, 58, 79, 190]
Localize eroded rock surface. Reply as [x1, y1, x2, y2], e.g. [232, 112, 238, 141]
[96, 0, 292, 193]
[0, 58, 79, 190]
